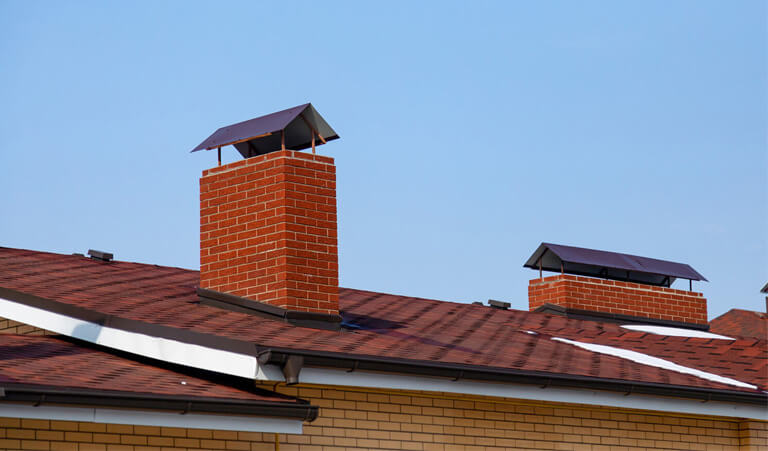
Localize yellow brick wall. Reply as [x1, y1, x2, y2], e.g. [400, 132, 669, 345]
[0, 317, 52, 336]
[1, 384, 766, 450]
[0, 417, 278, 451]
[739, 421, 768, 450]
[260, 384, 765, 451]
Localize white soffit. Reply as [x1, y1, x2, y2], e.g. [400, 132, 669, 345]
[298, 367, 768, 421]
[0, 404, 302, 434]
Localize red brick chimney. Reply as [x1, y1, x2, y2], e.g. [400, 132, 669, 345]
[192, 104, 341, 317]
[525, 243, 709, 327]
[199, 150, 338, 314]
[529, 275, 707, 325]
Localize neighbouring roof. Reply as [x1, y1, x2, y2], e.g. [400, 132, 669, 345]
[191, 103, 339, 157]
[524, 242, 707, 287]
[710, 309, 768, 341]
[0, 333, 317, 419]
[0, 247, 765, 403]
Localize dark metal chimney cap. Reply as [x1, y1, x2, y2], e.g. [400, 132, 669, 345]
[191, 103, 339, 158]
[524, 242, 707, 287]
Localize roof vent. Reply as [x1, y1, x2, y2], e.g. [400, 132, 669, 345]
[191, 103, 339, 165]
[524, 242, 706, 288]
[487, 299, 511, 310]
[87, 249, 113, 262]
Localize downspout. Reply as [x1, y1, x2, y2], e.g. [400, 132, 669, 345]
[259, 351, 304, 385]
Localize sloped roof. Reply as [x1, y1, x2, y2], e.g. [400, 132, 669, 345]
[0, 247, 765, 400]
[710, 309, 768, 340]
[0, 333, 315, 418]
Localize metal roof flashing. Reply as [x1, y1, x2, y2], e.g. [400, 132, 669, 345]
[191, 103, 339, 162]
[524, 243, 707, 288]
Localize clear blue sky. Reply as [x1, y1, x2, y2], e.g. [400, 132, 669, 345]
[1, 1, 765, 319]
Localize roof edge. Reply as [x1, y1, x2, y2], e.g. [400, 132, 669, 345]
[258, 348, 767, 406]
[2, 286, 763, 407]
[0, 384, 318, 421]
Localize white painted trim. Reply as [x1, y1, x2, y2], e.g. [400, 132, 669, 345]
[298, 367, 768, 420]
[0, 403, 302, 433]
[0, 297, 281, 381]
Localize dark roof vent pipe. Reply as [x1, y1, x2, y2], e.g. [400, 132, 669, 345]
[87, 249, 113, 262]
[488, 299, 511, 310]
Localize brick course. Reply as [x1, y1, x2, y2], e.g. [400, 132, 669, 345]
[0, 317, 51, 336]
[199, 150, 339, 314]
[529, 274, 708, 325]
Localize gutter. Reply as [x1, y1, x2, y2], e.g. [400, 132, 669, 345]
[256, 348, 768, 406]
[0, 384, 318, 422]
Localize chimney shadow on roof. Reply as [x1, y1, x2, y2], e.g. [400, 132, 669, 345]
[341, 312, 405, 331]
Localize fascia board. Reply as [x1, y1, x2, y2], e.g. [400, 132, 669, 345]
[298, 367, 768, 421]
[0, 403, 302, 434]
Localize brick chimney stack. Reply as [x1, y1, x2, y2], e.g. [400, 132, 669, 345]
[524, 243, 709, 327]
[199, 150, 339, 314]
[529, 275, 707, 325]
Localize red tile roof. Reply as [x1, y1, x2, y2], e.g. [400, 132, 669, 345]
[0, 333, 301, 405]
[710, 309, 768, 340]
[0, 247, 766, 396]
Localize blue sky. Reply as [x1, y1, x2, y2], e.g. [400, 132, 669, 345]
[1, 1, 765, 318]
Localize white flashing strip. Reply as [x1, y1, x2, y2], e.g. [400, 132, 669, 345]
[0, 403, 302, 433]
[298, 367, 768, 420]
[621, 324, 735, 340]
[552, 337, 756, 390]
[0, 297, 283, 381]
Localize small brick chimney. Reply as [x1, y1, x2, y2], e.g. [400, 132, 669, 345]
[529, 275, 707, 325]
[524, 243, 709, 327]
[199, 150, 338, 314]
[193, 103, 341, 316]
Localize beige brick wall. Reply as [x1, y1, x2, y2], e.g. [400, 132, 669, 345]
[0, 417, 278, 451]
[739, 420, 768, 450]
[1, 384, 765, 450]
[259, 383, 764, 451]
[0, 317, 52, 336]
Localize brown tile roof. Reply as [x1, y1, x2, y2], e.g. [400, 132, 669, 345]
[0, 333, 303, 405]
[710, 309, 768, 340]
[0, 247, 766, 396]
